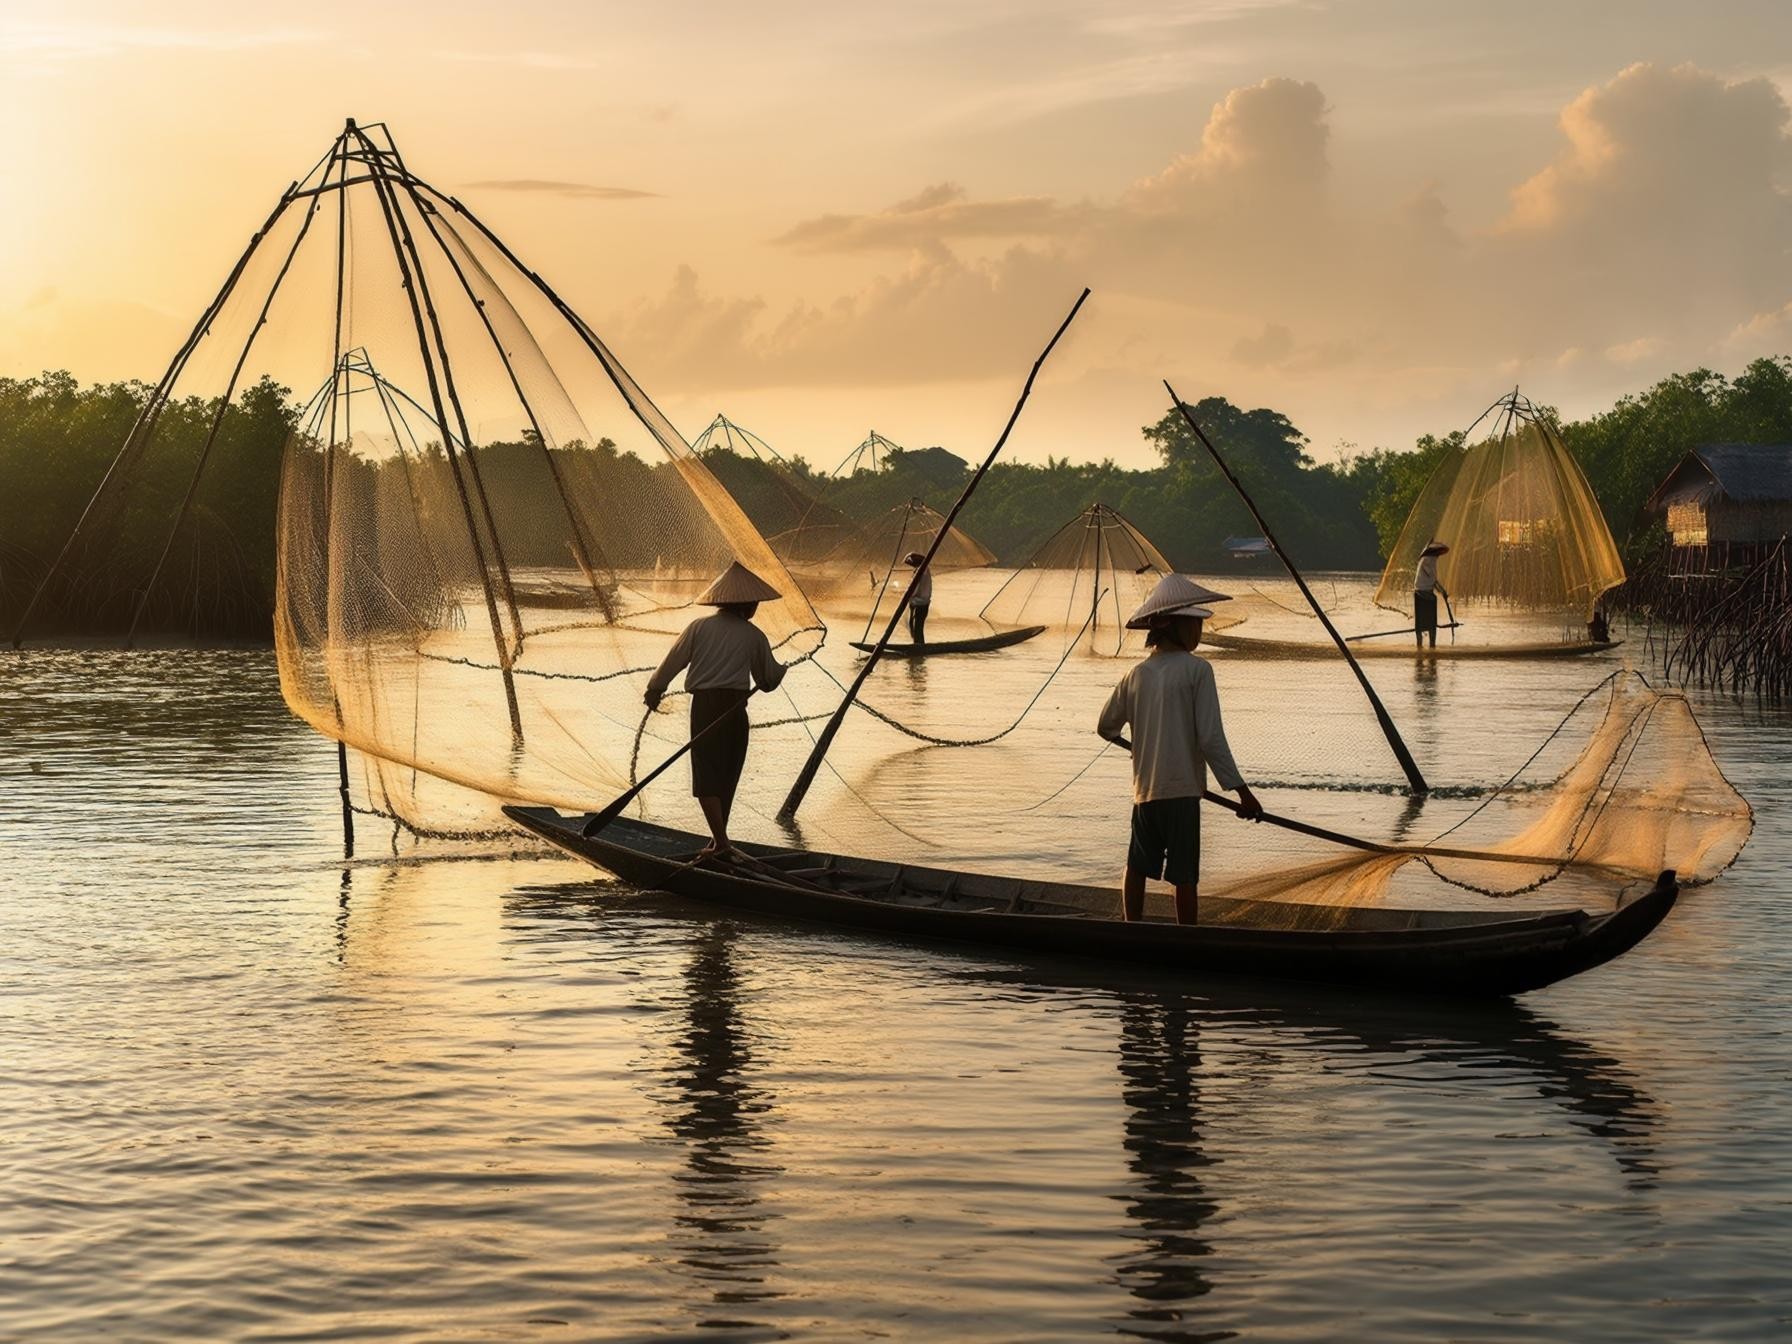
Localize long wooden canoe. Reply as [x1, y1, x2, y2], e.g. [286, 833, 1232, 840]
[502, 807, 1677, 997]
[849, 624, 1046, 656]
[1203, 630, 1623, 660]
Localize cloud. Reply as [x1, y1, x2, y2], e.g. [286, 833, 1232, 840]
[1127, 76, 1329, 210]
[612, 249, 1085, 389]
[774, 182, 1083, 252]
[463, 179, 660, 201]
[611, 63, 1792, 447]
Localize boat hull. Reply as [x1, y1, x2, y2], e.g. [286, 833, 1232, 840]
[1203, 631, 1622, 660]
[849, 625, 1046, 656]
[503, 808, 1676, 998]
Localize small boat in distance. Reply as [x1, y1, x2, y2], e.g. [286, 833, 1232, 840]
[503, 808, 1678, 998]
[849, 624, 1047, 656]
[1202, 630, 1623, 660]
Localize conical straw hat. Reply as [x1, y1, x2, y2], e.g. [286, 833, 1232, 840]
[1124, 573, 1231, 629]
[698, 561, 781, 605]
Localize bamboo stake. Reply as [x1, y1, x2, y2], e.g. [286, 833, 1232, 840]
[777, 288, 1091, 822]
[1162, 381, 1429, 794]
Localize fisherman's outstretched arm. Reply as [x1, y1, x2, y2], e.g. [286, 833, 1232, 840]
[751, 634, 788, 692]
[1194, 670, 1262, 819]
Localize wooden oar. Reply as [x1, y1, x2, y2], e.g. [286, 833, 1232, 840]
[582, 690, 758, 838]
[1346, 621, 1464, 643]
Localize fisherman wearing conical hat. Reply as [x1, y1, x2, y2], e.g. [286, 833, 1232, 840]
[644, 561, 788, 859]
[1096, 574, 1262, 925]
[1414, 541, 1451, 649]
[903, 551, 932, 646]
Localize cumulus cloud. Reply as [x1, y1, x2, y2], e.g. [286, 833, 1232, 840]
[614, 63, 1792, 440]
[463, 179, 659, 200]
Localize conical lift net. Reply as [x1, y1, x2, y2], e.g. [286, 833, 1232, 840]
[980, 503, 1171, 655]
[1375, 394, 1625, 618]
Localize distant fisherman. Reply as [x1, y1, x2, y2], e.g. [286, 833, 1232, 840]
[1097, 575, 1262, 925]
[903, 550, 932, 645]
[1414, 541, 1450, 648]
[645, 562, 787, 860]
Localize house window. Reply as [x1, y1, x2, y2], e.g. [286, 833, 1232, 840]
[1667, 502, 1708, 547]
[1496, 518, 1556, 547]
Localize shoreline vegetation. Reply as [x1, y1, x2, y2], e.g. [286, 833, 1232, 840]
[3, 357, 1790, 642]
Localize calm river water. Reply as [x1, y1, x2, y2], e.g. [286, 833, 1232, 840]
[4, 577, 1790, 1341]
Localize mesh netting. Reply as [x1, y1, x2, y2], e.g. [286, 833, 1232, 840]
[1375, 392, 1625, 618]
[979, 503, 1171, 656]
[1196, 672, 1751, 928]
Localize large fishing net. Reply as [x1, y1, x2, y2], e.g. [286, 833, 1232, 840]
[13, 121, 824, 835]
[1375, 391, 1625, 619]
[979, 503, 1171, 655]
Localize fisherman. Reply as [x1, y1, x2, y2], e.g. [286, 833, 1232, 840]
[903, 550, 932, 645]
[1097, 574, 1262, 926]
[644, 561, 787, 859]
[1413, 541, 1450, 648]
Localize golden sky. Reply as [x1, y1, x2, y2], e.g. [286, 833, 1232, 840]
[5, 0, 1792, 466]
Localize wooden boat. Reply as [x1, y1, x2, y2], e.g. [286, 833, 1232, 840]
[849, 624, 1046, 656]
[502, 807, 1678, 997]
[1203, 630, 1623, 660]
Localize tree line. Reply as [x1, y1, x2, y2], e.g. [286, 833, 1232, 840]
[4, 356, 1790, 639]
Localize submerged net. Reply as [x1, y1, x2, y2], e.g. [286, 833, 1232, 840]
[1375, 392, 1624, 619]
[1196, 671, 1751, 928]
[979, 503, 1171, 655]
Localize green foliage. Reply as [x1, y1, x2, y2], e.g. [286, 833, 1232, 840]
[9, 357, 1792, 638]
[0, 372, 296, 637]
[1559, 357, 1792, 557]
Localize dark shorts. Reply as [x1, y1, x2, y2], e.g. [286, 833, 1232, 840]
[1128, 796, 1201, 887]
[689, 689, 750, 802]
[1414, 590, 1438, 631]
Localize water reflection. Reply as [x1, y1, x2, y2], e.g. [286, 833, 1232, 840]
[659, 924, 785, 1318]
[1111, 994, 1228, 1343]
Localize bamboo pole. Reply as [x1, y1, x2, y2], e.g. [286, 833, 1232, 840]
[777, 288, 1091, 822]
[1162, 381, 1429, 794]
[347, 124, 525, 744]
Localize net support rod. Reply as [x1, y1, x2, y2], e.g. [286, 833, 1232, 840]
[323, 140, 355, 860]
[124, 162, 335, 649]
[776, 287, 1090, 823]
[349, 126, 525, 744]
[1162, 380, 1430, 795]
[353, 127, 527, 659]
[381, 156, 618, 621]
[8, 182, 305, 647]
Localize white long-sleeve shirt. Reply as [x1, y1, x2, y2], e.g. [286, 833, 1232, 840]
[907, 566, 933, 604]
[647, 612, 787, 695]
[1414, 553, 1443, 594]
[1097, 649, 1245, 803]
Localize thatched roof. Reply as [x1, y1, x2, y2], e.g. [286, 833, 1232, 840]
[1648, 444, 1792, 510]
